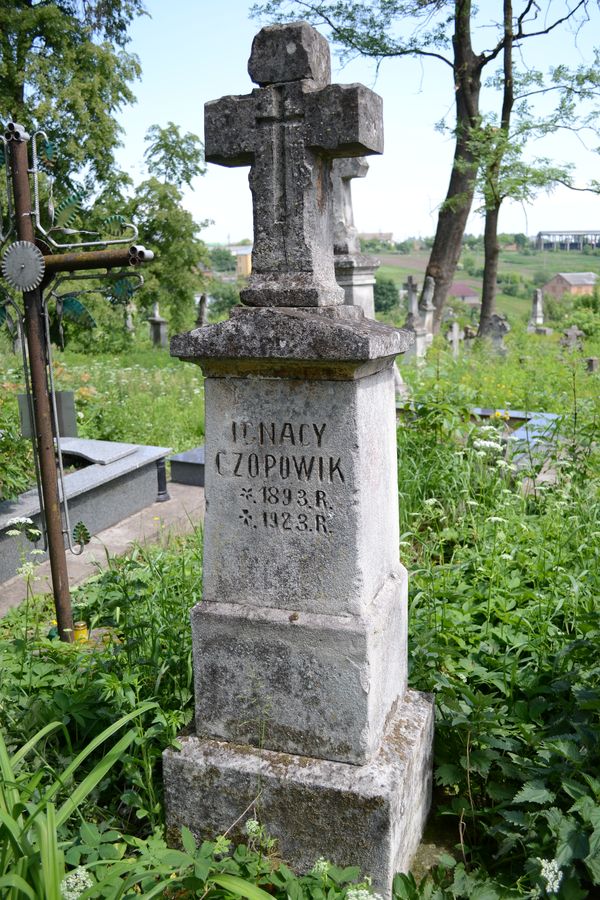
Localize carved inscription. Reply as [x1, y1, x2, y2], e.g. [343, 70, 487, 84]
[216, 420, 347, 536]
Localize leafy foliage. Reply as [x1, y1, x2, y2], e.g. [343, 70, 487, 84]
[144, 121, 205, 189]
[374, 276, 399, 312]
[0, 0, 143, 185]
[0, 372, 32, 501]
[396, 385, 600, 896]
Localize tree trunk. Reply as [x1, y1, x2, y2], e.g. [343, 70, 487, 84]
[478, 0, 513, 337]
[422, 0, 482, 331]
[478, 203, 500, 335]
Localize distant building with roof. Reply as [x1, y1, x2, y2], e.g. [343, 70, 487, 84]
[543, 272, 598, 299]
[536, 230, 600, 251]
[449, 282, 479, 306]
[358, 232, 394, 245]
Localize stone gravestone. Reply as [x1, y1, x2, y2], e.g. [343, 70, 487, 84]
[586, 356, 599, 373]
[446, 320, 464, 360]
[420, 275, 435, 345]
[148, 301, 168, 348]
[528, 288, 544, 331]
[561, 324, 585, 350]
[402, 275, 428, 362]
[487, 313, 510, 354]
[332, 157, 376, 317]
[163, 21, 433, 892]
[332, 157, 408, 396]
[528, 288, 553, 335]
[196, 293, 209, 328]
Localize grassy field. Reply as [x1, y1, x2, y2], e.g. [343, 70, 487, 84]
[377, 246, 600, 322]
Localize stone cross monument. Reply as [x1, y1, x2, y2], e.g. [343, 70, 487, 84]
[332, 157, 377, 317]
[402, 276, 429, 362]
[332, 157, 408, 396]
[421, 275, 435, 345]
[204, 23, 382, 308]
[148, 301, 168, 348]
[527, 288, 545, 332]
[164, 22, 433, 893]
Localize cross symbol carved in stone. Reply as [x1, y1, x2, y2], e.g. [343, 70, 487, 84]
[204, 22, 383, 307]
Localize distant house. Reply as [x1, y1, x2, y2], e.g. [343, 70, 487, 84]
[358, 232, 394, 245]
[449, 282, 479, 306]
[543, 272, 597, 299]
[227, 243, 252, 278]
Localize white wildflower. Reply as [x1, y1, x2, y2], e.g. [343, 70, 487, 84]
[423, 498, 438, 507]
[473, 438, 504, 453]
[6, 516, 34, 526]
[312, 857, 331, 877]
[487, 516, 507, 524]
[346, 890, 383, 900]
[245, 818, 261, 838]
[60, 866, 93, 900]
[537, 858, 562, 894]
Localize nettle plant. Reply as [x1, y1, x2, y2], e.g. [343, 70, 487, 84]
[396, 389, 600, 897]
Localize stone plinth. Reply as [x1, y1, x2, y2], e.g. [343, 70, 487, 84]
[164, 691, 433, 896]
[335, 253, 378, 318]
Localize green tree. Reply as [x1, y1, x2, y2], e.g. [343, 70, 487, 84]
[209, 247, 236, 271]
[374, 276, 399, 312]
[0, 0, 144, 185]
[474, 9, 600, 336]
[116, 123, 208, 334]
[144, 121, 205, 188]
[251, 0, 599, 328]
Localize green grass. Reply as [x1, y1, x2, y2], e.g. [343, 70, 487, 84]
[0, 344, 205, 460]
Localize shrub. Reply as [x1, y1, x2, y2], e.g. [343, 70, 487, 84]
[374, 276, 399, 312]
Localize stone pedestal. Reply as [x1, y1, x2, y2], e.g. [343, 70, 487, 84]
[165, 691, 433, 891]
[165, 305, 432, 893]
[335, 253, 378, 318]
[148, 303, 168, 348]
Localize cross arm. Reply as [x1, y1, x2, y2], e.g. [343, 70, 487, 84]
[204, 93, 257, 167]
[305, 84, 384, 158]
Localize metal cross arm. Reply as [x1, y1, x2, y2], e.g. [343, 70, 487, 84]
[1, 122, 154, 643]
[204, 21, 383, 308]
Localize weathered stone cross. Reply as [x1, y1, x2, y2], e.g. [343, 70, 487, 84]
[204, 21, 383, 307]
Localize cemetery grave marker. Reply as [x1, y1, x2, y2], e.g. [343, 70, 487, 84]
[331, 157, 407, 395]
[402, 275, 428, 361]
[561, 324, 585, 350]
[332, 156, 378, 318]
[164, 22, 432, 893]
[0, 122, 153, 640]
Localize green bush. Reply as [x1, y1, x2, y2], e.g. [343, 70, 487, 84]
[0, 384, 32, 501]
[374, 276, 399, 312]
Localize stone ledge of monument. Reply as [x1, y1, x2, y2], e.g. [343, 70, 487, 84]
[163, 688, 434, 896]
[334, 253, 381, 270]
[171, 306, 413, 367]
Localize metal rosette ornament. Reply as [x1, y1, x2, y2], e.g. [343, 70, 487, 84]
[1, 239, 45, 291]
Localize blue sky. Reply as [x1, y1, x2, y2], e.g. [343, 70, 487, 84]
[115, 0, 600, 244]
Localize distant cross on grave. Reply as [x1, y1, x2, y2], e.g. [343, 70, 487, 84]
[528, 288, 544, 331]
[403, 275, 419, 328]
[332, 157, 368, 256]
[204, 21, 383, 307]
[421, 275, 435, 342]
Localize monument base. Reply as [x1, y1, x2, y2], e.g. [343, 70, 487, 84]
[334, 253, 379, 319]
[163, 690, 434, 895]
